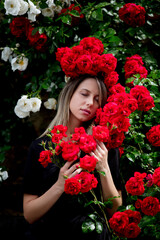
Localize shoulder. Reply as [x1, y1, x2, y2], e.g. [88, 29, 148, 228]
[29, 135, 51, 155]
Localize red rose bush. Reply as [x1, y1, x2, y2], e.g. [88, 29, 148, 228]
[119, 3, 146, 27]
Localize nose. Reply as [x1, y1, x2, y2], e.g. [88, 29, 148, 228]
[86, 96, 94, 106]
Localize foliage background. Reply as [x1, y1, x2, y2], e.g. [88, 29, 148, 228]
[0, 0, 160, 239]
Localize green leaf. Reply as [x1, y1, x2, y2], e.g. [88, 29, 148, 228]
[61, 15, 72, 25]
[152, 39, 160, 47]
[96, 222, 103, 234]
[97, 171, 106, 176]
[70, 10, 80, 17]
[82, 220, 95, 233]
[92, 8, 103, 21]
[94, 2, 110, 9]
[88, 213, 98, 221]
[108, 36, 121, 43]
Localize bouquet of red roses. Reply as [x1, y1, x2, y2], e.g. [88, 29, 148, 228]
[38, 124, 101, 195]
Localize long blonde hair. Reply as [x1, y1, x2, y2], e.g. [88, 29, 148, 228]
[41, 75, 107, 136]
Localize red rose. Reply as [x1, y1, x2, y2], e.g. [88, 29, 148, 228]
[98, 54, 117, 74]
[56, 47, 72, 62]
[92, 125, 110, 142]
[71, 127, 86, 141]
[80, 155, 97, 172]
[77, 172, 96, 193]
[60, 4, 84, 26]
[135, 199, 143, 209]
[138, 95, 155, 111]
[109, 83, 126, 96]
[127, 54, 144, 66]
[109, 211, 129, 238]
[125, 223, 141, 238]
[38, 150, 53, 168]
[80, 37, 104, 55]
[51, 125, 68, 144]
[51, 125, 68, 136]
[103, 102, 119, 118]
[91, 174, 98, 188]
[60, 51, 78, 77]
[124, 55, 148, 86]
[79, 134, 97, 153]
[104, 71, 119, 89]
[64, 177, 81, 195]
[146, 173, 153, 187]
[110, 116, 131, 133]
[119, 3, 146, 27]
[124, 209, 141, 224]
[61, 141, 80, 161]
[123, 96, 138, 114]
[106, 129, 125, 149]
[146, 125, 160, 147]
[141, 196, 160, 216]
[27, 25, 47, 51]
[125, 176, 145, 196]
[153, 167, 160, 187]
[76, 54, 95, 75]
[10, 17, 30, 38]
[130, 85, 154, 111]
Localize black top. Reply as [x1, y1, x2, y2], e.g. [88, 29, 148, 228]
[23, 136, 122, 240]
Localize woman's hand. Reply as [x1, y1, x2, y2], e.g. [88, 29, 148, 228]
[90, 141, 108, 171]
[57, 161, 82, 191]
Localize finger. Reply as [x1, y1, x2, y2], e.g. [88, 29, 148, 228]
[69, 168, 82, 178]
[97, 140, 108, 153]
[65, 162, 80, 176]
[62, 160, 75, 171]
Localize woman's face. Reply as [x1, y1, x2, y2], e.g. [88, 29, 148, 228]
[69, 78, 100, 127]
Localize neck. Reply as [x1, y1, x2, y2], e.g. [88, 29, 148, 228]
[67, 115, 83, 136]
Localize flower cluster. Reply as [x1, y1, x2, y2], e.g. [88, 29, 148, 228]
[14, 95, 42, 118]
[146, 124, 160, 147]
[38, 125, 99, 195]
[59, 4, 84, 26]
[4, 0, 64, 21]
[10, 16, 47, 51]
[135, 196, 160, 216]
[109, 209, 141, 238]
[126, 170, 160, 215]
[125, 172, 147, 196]
[124, 54, 148, 87]
[130, 85, 155, 111]
[119, 3, 146, 27]
[56, 36, 118, 88]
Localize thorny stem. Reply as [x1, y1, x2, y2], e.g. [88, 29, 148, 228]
[90, 189, 111, 232]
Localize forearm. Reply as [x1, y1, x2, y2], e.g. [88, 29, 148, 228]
[23, 182, 64, 224]
[100, 166, 122, 216]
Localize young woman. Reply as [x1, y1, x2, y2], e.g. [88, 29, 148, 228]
[23, 75, 122, 240]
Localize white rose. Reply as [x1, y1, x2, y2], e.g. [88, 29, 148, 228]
[18, 0, 29, 15]
[30, 97, 42, 112]
[28, 0, 41, 22]
[41, 7, 55, 17]
[0, 168, 9, 181]
[44, 98, 57, 110]
[4, 0, 21, 15]
[1, 47, 12, 62]
[14, 105, 30, 118]
[54, 5, 62, 14]
[16, 95, 32, 112]
[46, 0, 55, 8]
[11, 55, 28, 71]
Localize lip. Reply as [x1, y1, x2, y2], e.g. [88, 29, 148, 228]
[80, 109, 91, 115]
